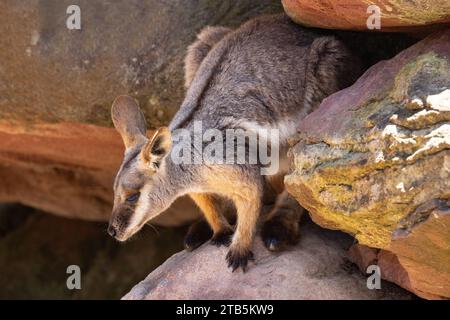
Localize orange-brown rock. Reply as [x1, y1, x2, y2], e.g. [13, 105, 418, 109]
[349, 206, 450, 300]
[0, 121, 200, 225]
[282, 0, 450, 32]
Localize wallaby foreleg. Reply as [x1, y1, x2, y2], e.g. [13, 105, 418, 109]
[202, 166, 264, 272]
[226, 191, 262, 272]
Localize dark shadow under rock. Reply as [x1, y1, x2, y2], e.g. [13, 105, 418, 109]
[0, 204, 184, 299]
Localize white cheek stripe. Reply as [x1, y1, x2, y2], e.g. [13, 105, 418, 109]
[129, 183, 152, 229]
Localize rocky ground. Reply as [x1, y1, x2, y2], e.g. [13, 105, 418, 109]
[124, 217, 415, 300]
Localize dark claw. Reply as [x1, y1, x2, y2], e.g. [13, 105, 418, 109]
[226, 249, 254, 272]
[263, 238, 281, 252]
[210, 229, 233, 247]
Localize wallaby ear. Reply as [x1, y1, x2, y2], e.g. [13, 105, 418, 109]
[141, 127, 172, 171]
[111, 95, 147, 149]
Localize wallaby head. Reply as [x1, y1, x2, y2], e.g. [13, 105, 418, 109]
[108, 95, 174, 241]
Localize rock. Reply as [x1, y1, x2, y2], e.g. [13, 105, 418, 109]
[347, 244, 378, 272]
[0, 0, 282, 222]
[282, 0, 450, 32]
[0, 204, 185, 299]
[123, 218, 414, 300]
[0, 121, 200, 225]
[0, 0, 282, 127]
[349, 204, 450, 300]
[285, 30, 450, 299]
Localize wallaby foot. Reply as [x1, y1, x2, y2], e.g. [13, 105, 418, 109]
[210, 228, 233, 247]
[261, 191, 304, 252]
[226, 247, 254, 272]
[261, 215, 299, 252]
[184, 219, 213, 251]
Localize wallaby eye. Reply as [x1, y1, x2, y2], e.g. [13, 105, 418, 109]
[126, 193, 140, 203]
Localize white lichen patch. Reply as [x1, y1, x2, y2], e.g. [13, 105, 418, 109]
[374, 150, 385, 163]
[407, 124, 450, 161]
[382, 124, 417, 153]
[390, 109, 445, 130]
[406, 98, 424, 110]
[427, 89, 450, 111]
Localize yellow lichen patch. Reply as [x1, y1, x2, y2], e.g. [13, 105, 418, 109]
[290, 158, 421, 248]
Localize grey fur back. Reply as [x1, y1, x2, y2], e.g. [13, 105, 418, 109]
[170, 14, 361, 137]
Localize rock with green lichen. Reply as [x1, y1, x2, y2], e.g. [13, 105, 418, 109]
[285, 30, 450, 299]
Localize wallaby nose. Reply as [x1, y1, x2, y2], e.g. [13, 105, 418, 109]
[107, 225, 117, 237]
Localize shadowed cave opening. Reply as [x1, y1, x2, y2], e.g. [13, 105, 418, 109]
[0, 203, 185, 299]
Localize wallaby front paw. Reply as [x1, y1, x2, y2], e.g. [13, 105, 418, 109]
[261, 216, 299, 252]
[210, 229, 233, 247]
[226, 248, 254, 272]
[184, 220, 213, 251]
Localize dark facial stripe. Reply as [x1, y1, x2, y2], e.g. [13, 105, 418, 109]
[123, 148, 141, 169]
[113, 148, 141, 191]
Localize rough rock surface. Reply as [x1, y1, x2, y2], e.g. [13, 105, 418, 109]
[0, 0, 282, 126]
[282, 0, 450, 32]
[0, 122, 200, 224]
[123, 219, 414, 300]
[285, 30, 450, 299]
[0, 0, 282, 222]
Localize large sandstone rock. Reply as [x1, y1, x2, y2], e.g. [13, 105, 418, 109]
[0, 122, 199, 224]
[282, 0, 450, 32]
[0, 0, 282, 222]
[285, 30, 450, 299]
[123, 219, 413, 300]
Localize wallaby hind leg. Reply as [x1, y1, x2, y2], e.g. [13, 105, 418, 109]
[261, 190, 304, 252]
[184, 219, 212, 251]
[189, 193, 234, 247]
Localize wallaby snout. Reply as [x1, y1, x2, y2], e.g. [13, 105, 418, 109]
[107, 224, 116, 237]
[108, 203, 136, 241]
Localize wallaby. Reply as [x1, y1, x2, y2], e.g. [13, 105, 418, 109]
[108, 14, 362, 272]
